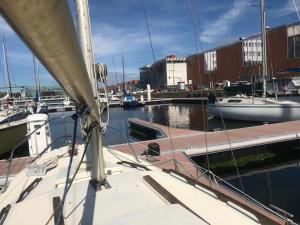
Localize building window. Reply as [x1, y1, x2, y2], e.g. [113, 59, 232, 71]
[204, 50, 217, 72]
[242, 36, 262, 66]
[288, 36, 294, 58]
[295, 35, 300, 58]
[287, 25, 300, 59]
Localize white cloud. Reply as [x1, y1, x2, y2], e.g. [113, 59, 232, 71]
[91, 21, 191, 84]
[199, 0, 249, 44]
[91, 22, 181, 58]
[91, 23, 147, 57]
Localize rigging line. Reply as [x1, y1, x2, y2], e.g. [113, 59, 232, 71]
[124, 118, 140, 162]
[106, 125, 178, 166]
[31, 135, 80, 163]
[140, 0, 155, 63]
[140, 0, 161, 91]
[45, 134, 91, 225]
[56, 113, 78, 225]
[176, 161, 197, 180]
[186, 0, 211, 181]
[0, 52, 6, 88]
[107, 123, 151, 157]
[161, 108, 179, 171]
[2, 116, 71, 193]
[186, 0, 244, 192]
[106, 124, 175, 164]
[140, 0, 177, 171]
[292, 0, 300, 21]
[230, 1, 243, 41]
[206, 71, 245, 193]
[186, 0, 204, 53]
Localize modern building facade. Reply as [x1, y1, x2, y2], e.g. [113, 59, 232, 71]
[139, 55, 187, 90]
[186, 22, 300, 89]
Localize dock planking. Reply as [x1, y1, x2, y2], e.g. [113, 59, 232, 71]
[118, 118, 300, 157]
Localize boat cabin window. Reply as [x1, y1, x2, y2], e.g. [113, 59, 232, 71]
[34, 124, 41, 135]
[228, 99, 242, 103]
[34, 125, 41, 130]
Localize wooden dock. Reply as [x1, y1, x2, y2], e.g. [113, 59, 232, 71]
[123, 118, 300, 157]
[0, 157, 34, 177]
[111, 118, 300, 187]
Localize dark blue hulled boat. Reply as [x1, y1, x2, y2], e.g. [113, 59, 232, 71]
[121, 95, 140, 109]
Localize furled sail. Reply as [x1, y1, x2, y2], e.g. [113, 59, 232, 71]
[0, 0, 99, 122]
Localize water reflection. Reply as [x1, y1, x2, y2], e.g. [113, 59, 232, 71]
[102, 104, 264, 145]
[227, 164, 300, 223]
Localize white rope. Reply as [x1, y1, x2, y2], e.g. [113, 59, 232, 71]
[95, 63, 109, 133]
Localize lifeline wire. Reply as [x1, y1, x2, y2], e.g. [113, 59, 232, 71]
[55, 113, 78, 225]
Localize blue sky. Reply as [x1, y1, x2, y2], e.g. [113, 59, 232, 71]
[0, 0, 300, 87]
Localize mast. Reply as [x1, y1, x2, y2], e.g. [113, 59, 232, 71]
[75, 0, 106, 183]
[112, 56, 119, 93]
[122, 53, 126, 94]
[32, 54, 40, 101]
[260, 0, 267, 98]
[2, 35, 12, 97]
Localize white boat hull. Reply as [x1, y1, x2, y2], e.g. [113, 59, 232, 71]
[208, 103, 300, 122]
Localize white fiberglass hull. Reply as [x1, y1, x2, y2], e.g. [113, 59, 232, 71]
[208, 103, 300, 122]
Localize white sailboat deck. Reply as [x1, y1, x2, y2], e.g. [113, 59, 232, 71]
[0, 145, 267, 225]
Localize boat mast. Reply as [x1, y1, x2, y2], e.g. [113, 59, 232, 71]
[75, 0, 106, 183]
[2, 35, 12, 97]
[260, 0, 267, 98]
[32, 54, 40, 101]
[112, 56, 119, 93]
[122, 53, 126, 95]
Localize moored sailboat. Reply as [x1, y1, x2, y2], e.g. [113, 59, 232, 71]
[208, 0, 300, 123]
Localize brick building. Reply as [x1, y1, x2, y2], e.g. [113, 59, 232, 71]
[186, 22, 300, 89]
